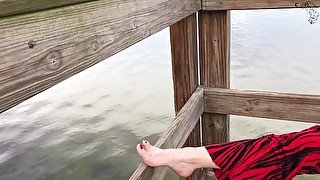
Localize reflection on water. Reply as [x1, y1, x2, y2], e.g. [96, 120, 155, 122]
[0, 29, 174, 180]
[1, 9, 320, 180]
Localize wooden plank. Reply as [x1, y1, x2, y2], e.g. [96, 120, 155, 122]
[0, 0, 201, 114]
[170, 13, 202, 180]
[204, 87, 320, 123]
[202, 0, 320, 10]
[129, 87, 204, 180]
[198, 10, 230, 145]
[0, 0, 92, 18]
[199, 169, 216, 180]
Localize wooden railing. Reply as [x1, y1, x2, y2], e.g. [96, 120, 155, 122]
[1, 0, 319, 180]
[131, 87, 320, 179]
[130, 87, 204, 180]
[204, 87, 320, 123]
[0, 0, 200, 113]
[202, 0, 320, 10]
[0, 0, 92, 17]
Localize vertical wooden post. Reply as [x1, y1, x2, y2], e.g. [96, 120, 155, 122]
[199, 11, 230, 145]
[170, 13, 201, 179]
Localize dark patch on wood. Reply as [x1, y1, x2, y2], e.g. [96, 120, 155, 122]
[28, 40, 36, 49]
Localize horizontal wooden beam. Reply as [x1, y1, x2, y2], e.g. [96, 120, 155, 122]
[204, 87, 320, 123]
[0, 0, 92, 18]
[0, 0, 200, 113]
[202, 0, 320, 10]
[130, 87, 204, 180]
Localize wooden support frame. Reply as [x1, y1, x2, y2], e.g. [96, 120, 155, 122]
[0, 0, 200, 114]
[170, 13, 202, 180]
[199, 10, 231, 145]
[202, 0, 320, 10]
[204, 87, 320, 123]
[129, 87, 204, 180]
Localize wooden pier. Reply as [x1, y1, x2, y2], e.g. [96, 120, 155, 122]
[0, 0, 320, 179]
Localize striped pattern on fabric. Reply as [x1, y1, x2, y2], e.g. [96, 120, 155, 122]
[206, 125, 320, 180]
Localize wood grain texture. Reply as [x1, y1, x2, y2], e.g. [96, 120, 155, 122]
[0, 0, 200, 113]
[199, 169, 217, 180]
[170, 13, 202, 180]
[202, 0, 320, 10]
[199, 11, 230, 145]
[129, 87, 204, 180]
[0, 0, 92, 17]
[204, 87, 320, 123]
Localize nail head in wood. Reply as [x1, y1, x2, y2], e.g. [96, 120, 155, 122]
[28, 40, 36, 49]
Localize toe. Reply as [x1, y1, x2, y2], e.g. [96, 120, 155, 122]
[136, 143, 146, 157]
[143, 140, 152, 151]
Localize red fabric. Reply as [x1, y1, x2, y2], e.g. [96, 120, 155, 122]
[206, 125, 320, 180]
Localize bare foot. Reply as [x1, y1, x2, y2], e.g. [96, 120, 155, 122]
[136, 140, 217, 177]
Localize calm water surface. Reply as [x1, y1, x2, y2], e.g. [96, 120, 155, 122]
[1, 9, 320, 180]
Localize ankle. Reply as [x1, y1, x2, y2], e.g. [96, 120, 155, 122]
[159, 148, 192, 167]
[158, 148, 180, 167]
[182, 147, 204, 168]
[181, 147, 218, 169]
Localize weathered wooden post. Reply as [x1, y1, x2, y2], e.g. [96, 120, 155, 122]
[170, 13, 202, 179]
[199, 10, 230, 144]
